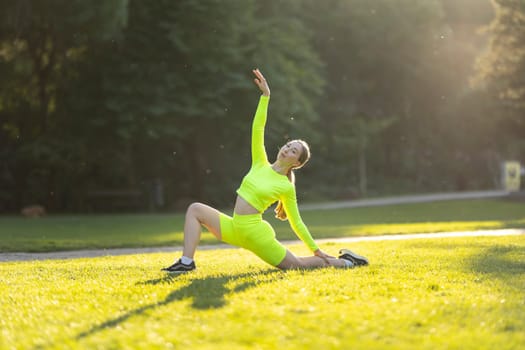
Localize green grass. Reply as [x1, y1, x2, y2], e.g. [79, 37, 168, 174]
[1, 235, 523, 349]
[1, 199, 525, 252]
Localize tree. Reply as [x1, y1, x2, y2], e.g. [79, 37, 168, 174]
[474, 0, 525, 157]
[0, 0, 127, 210]
[0, 0, 502, 212]
[64, 0, 324, 208]
[301, 0, 452, 195]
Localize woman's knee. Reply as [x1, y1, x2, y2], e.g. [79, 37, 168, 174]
[186, 202, 206, 219]
[186, 202, 222, 238]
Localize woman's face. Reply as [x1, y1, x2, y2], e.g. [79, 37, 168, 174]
[277, 141, 303, 167]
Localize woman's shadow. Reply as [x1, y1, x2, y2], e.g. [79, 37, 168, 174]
[77, 269, 283, 340]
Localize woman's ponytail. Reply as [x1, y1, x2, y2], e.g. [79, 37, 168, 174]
[274, 170, 295, 221]
[273, 139, 310, 221]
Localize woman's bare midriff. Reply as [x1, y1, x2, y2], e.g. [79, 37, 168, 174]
[234, 196, 260, 215]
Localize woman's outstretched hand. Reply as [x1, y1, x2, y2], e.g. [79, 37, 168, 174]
[252, 68, 270, 96]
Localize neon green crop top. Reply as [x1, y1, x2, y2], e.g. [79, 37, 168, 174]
[236, 95, 319, 252]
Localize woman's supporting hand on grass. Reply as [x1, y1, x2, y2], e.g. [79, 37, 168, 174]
[314, 249, 335, 264]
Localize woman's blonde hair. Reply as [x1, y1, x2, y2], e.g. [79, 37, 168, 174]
[274, 140, 311, 221]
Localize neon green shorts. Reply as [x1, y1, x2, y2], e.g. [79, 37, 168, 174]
[220, 212, 287, 266]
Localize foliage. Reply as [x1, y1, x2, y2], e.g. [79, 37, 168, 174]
[0, 0, 128, 210]
[300, 0, 499, 196]
[473, 0, 525, 156]
[0, 0, 521, 212]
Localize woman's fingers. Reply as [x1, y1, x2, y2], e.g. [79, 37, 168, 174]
[252, 69, 270, 95]
[253, 68, 265, 81]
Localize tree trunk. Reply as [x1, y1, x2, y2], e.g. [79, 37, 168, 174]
[358, 128, 367, 196]
[28, 30, 56, 135]
[185, 137, 206, 201]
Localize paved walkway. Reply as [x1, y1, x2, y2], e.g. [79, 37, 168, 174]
[300, 190, 509, 210]
[1, 228, 523, 262]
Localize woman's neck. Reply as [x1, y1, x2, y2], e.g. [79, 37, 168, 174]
[271, 161, 290, 175]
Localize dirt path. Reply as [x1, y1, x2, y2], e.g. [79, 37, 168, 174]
[1, 228, 523, 262]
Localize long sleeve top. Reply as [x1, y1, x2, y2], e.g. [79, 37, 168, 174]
[236, 95, 319, 252]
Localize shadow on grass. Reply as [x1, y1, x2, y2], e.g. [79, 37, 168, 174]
[76, 269, 283, 340]
[468, 245, 525, 290]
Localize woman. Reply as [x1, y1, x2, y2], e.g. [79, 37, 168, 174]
[163, 69, 368, 273]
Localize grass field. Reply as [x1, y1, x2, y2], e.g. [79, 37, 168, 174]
[1, 199, 525, 252]
[1, 235, 524, 349]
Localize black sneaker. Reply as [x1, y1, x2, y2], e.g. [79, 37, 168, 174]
[161, 259, 196, 274]
[338, 249, 369, 266]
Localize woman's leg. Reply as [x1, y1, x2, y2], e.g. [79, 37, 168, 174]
[182, 202, 222, 259]
[277, 250, 347, 270]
